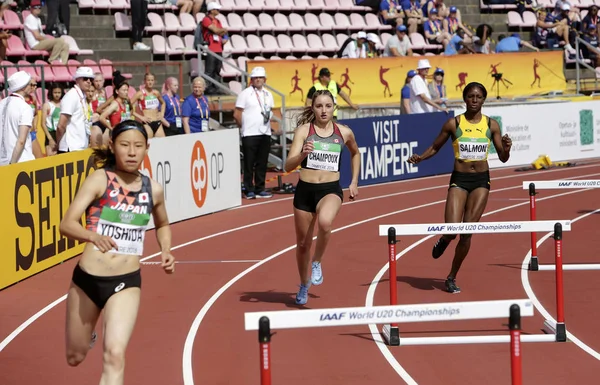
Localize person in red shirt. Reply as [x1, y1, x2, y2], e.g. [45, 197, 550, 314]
[201, 2, 228, 95]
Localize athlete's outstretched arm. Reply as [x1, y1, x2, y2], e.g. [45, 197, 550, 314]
[59, 169, 118, 253]
[151, 180, 175, 274]
[284, 124, 311, 172]
[490, 118, 511, 163]
[344, 127, 360, 199]
[408, 118, 453, 164]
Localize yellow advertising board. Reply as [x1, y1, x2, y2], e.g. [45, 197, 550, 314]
[0, 150, 96, 290]
[247, 51, 566, 108]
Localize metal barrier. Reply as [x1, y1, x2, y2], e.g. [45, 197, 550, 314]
[574, 36, 600, 93]
[195, 46, 289, 168]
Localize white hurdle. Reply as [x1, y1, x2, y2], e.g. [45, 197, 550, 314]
[245, 302, 535, 385]
[378, 220, 570, 346]
[522, 180, 600, 271]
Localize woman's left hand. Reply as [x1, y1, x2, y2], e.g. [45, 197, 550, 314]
[502, 134, 512, 150]
[161, 251, 175, 274]
[349, 182, 359, 200]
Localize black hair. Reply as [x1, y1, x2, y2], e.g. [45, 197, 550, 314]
[296, 90, 336, 127]
[47, 82, 64, 102]
[92, 120, 148, 169]
[462, 82, 487, 101]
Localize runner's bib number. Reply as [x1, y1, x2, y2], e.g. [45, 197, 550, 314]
[95, 207, 151, 256]
[145, 96, 160, 110]
[306, 141, 342, 172]
[457, 137, 489, 161]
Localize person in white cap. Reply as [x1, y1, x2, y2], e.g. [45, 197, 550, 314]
[234, 66, 279, 199]
[0, 71, 35, 165]
[339, 31, 367, 59]
[409, 59, 448, 114]
[56, 67, 95, 153]
[201, 2, 228, 94]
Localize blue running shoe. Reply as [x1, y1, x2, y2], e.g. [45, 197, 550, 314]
[311, 261, 323, 285]
[295, 283, 310, 305]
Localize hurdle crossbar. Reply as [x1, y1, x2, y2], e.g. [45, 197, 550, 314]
[379, 221, 569, 346]
[244, 299, 534, 331]
[522, 181, 597, 271]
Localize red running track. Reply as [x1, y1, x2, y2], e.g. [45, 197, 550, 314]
[2, 162, 600, 385]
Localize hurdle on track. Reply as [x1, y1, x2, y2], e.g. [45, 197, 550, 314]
[246, 302, 529, 385]
[378, 220, 570, 346]
[522, 180, 600, 271]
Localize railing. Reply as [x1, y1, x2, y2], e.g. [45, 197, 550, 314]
[574, 37, 600, 94]
[196, 46, 289, 168]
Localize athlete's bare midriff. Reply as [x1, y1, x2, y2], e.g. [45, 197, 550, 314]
[454, 158, 490, 173]
[299, 168, 340, 184]
[78, 243, 141, 277]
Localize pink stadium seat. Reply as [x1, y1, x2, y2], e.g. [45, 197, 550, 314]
[285, 55, 297, 60]
[336, 33, 349, 47]
[303, 13, 324, 31]
[34, 60, 55, 82]
[333, 13, 351, 29]
[179, 13, 197, 32]
[189, 57, 203, 77]
[306, 34, 325, 52]
[244, 34, 265, 54]
[274, 13, 300, 32]
[83, 59, 101, 73]
[109, 0, 129, 9]
[230, 34, 249, 54]
[184, 34, 197, 53]
[229, 80, 243, 94]
[348, 13, 366, 30]
[78, 0, 96, 9]
[262, 34, 284, 53]
[220, 57, 241, 78]
[522, 11, 537, 26]
[366, 13, 392, 30]
[146, 13, 164, 32]
[63, 35, 94, 56]
[278, 0, 295, 11]
[248, 0, 265, 11]
[147, 2, 177, 10]
[115, 12, 131, 32]
[319, 13, 336, 30]
[289, 13, 309, 30]
[18, 60, 39, 81]
[381, 32, 392, 46]
[243, 13, 261, 30]
[94, 0, 111, 9]
[264, 0, 282, 10]
[269, 55, 282, 60]
[1, 60, 18, 78]
[164, 13, 181, 33]
[237, 56, 249, 71]
[579, 0, 595, 7]
[339, 0, 365, 10]
[151, 35, 167, 54]
[321, 33, 338, 51]
[67, 59, 81, 77]
[253, 56, 266, 60]
[195, 13, 206, 23]
[408, 32, 427, 49]
[233, 0, 251, 12]
[292, 34, 315, 53]
[50, 60, 73, 82]
[258, 13, 277, 32]
[507, 11, 523, 27]
[324, 0, 339, 10]
[7, 35, 28, 56]
[226, 13, 244, 33]
[307, 0, 325, 11]
[167, 35, 186, 55]
[2, 10, 23, 30]
[277, 34, 295, 53]
[99, 59, 133, 81]
[219, 0, 235, 11]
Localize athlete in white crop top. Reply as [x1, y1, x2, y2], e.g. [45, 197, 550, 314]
[284, 89, 361, 305]
[59, 120, 175, 383]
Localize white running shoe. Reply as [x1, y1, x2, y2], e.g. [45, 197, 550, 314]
[311, 261, 323, 286]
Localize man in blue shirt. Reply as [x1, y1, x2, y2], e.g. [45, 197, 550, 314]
[444, 28, 474, 55]
[401, 69, 415, 114]
[495, 33, 539, 53]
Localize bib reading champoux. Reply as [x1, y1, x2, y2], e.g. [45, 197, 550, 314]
[306, 141, 342, 172]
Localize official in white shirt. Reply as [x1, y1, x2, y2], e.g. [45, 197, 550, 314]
[409, 59, 448, 114]
[234, 66, 279, 199]
[56, 67, 95, 153]
[0, 71, 35, 165]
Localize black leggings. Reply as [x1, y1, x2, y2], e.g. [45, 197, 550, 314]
[130, 0, 148, 45]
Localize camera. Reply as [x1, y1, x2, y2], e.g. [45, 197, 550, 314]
[492, 73, 503, 80]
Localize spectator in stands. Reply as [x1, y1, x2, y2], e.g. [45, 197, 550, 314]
[171, 0, 194, 14]
[555, 0, 580, 25]
[408, 59, 448, 114]
[56, 67, 95, 154]
[0, 1, 13, 61]
[233, 67, 277, 200]
[444, 6, 472, 42]
[495, 33, 539, 53]
[23, 80, 43, 159]
[100, 76, 134, 131]
[45, 0, 70, 36]
[162, 77, 183, 136]
[379, 0, 405, 27]
[306, 68, 358, 120]
[182, 77, 210, 134]
[131, 0, 150, 50]
[423, 0, 449, 18]
[366, 33, 381, 57]
[427, 68, 448, 109]
[400, 0, 422, 34]
[444, 28, 474, 55]
[202, 2, 228, 95]
[24, 0, 70, 63]
[581, 5, 598, 34]
[582, 24, 599, 66]
[424, 9, 450, 49]
[401, 70, 416, 114]
[0, 71, 35, 166]
[534, 9, 572, 51]
[130, 73, 166, 138]
[383, 24, 413, 56]
[339, 31, 367, 58]
[472, 23, 492, 54]
[41, 83, 64, 156]
[545, 2, 579, 49]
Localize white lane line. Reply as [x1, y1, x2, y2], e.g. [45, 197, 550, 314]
[521, 207, 600, 361]
[141, 260, 261, 265]
[365, 187, 595, 384]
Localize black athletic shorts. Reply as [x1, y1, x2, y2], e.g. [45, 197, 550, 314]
[293, 179, 343, 213]
[449, 170, 491, 193]
[148, 120, 162, 134]
[72, 264, 142, 309]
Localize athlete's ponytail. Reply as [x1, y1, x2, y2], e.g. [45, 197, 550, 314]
[92, 120, 148, 169]
[295, 89, 336, 127]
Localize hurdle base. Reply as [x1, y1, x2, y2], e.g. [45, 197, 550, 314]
[543, 319, 567, 342]
[529, 256, 539, 271]
[382, 324, 399, 346]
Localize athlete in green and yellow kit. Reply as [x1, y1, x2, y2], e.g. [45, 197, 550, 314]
[408, 82, 512, 294]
